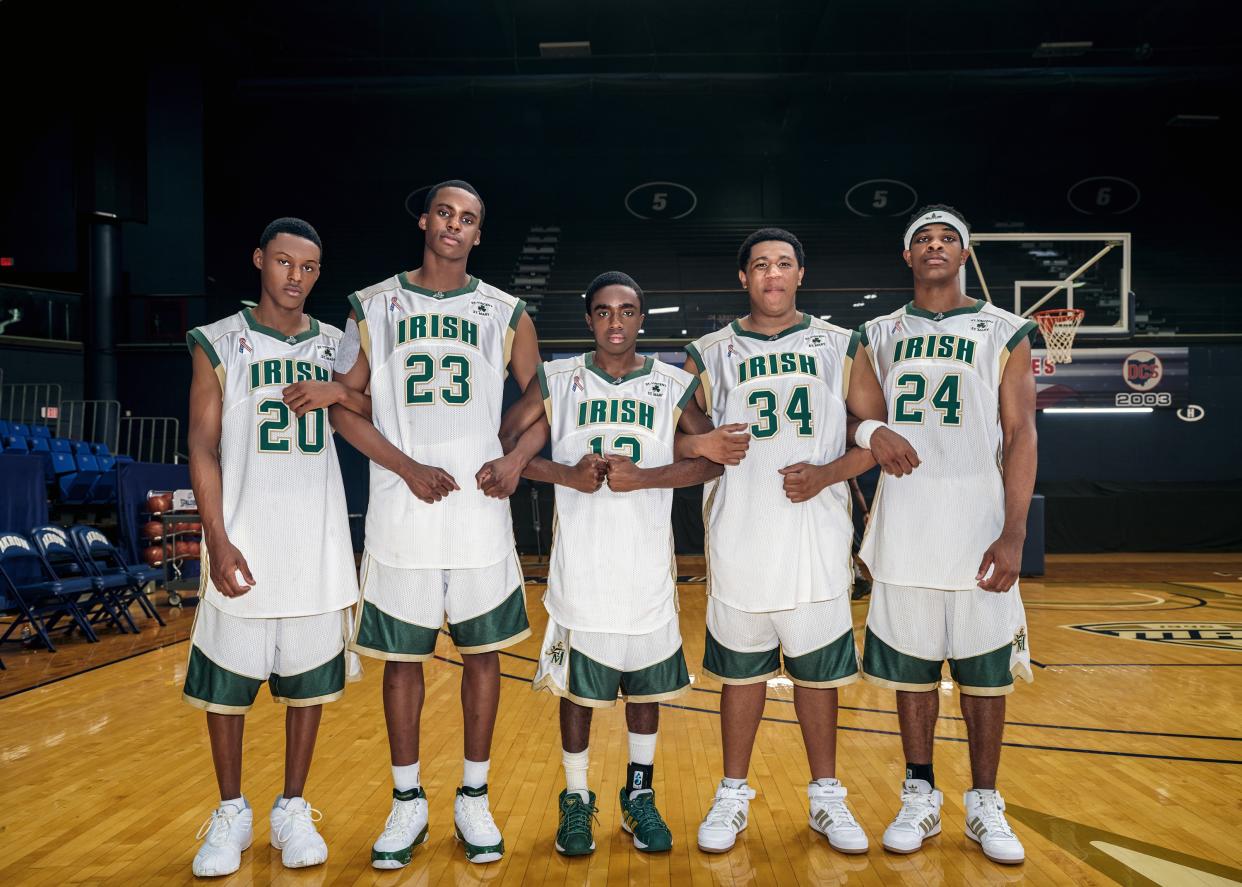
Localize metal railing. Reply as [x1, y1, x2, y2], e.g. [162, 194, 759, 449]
[119, 417, 181, 464]
[0, 382, 62, 428]
[58, 399, 121, 450]
[0, 284, 80, 341]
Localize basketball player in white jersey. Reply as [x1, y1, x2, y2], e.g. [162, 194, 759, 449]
[475, 271, 724, 857]
[184, 218, 361, 877]
[329, 181, 542, 868]
[856, 205, 1037, 865]
[683, 228, 915, 855]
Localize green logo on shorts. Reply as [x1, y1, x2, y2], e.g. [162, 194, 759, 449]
[546, 641, 566, 666]
[1012, 628, 1027, 653]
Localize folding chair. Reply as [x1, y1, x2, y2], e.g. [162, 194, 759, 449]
[0, 532, 98, 651]
[31, 525, 135, 634]
[71, 525, 166, 627]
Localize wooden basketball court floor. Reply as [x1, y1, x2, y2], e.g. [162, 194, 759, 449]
[2, 553, 1240, 886]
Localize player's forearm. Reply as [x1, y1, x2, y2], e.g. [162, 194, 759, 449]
[188, 444, 229, 547]
[636, 457, 722, 490]
[1000, 424, 1038, 538]
[335, 383, 372, 420]
[674, 432, 704, 461]
[521, 456, 577, 487]
[506, 419, 549, 468]
[328, 404, 411, 475]
[820, 445, 877, 484]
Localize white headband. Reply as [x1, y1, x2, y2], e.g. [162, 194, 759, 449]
[903, 211, 970, 250]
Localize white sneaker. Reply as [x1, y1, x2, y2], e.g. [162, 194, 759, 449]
[371, 787, 430, 870]
[454, 785, 504, 864]
[697, 781, 756, 853]
[192, 800, 253, 877]
[269, 796, 327, 869]
[964, 789, 1025, 864]
[808, 780, 869, 854]
[882, 781, 943, 854]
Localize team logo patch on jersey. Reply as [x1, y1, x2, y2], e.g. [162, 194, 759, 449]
[970, 319, 994, 332]
[317, 344, 336, 362]
[1065, 622, 1242, 652]
[545, 640, 566, 665]
[469, 300, 493, 318]
[644, 381, 667, 397]
[239, 336, 252, 354]
[806, 334, 827, 347]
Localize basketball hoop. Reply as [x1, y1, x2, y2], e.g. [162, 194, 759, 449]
[1034, 308, 1085, 364]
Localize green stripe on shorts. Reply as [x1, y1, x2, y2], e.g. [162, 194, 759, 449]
[269, 651, 346, 704]
[449, 586, 530, 652]
[355, 601, 439, 658]
[861, 626, 942, 689]
[183, 646, 262, 709]
[703, 630, 781, 683]
[783, 629, 859, 686]
[950, 642, 1016, 695]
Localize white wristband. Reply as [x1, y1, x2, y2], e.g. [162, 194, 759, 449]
[855, 419, 887, 450]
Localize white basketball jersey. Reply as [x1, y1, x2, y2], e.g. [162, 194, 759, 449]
[540, 354, 698, 634]
[688, 315, 858, 613]
[187, 310, 359, 618]
[858, 300, 1036, 589]
[351, 274, 525, 568]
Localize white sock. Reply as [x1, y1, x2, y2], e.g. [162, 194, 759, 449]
[463, 758, 489, 790]
[562, 747, 590, 802]
[628, 731, 657, 766]
[220, 795, 247, 810]
[392, 762, 420, 792]
[722, 777, 747, 789]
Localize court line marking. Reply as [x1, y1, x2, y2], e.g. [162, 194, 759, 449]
[431, 655, 1242, 766]
[0, 634, 191, 701]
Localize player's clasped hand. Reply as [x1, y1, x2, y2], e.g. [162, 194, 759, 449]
[399, 459, 459, 504]
[281, 380, 341, 418]
[604, 454, 646, 493]
[779, 462, 831, 503]
[698, 423, 752, 466]
[976, 532, 1023, 592]
[569, 453, 609, 494]
[208, 536, 255, 597]
[475, 454, 523, 500]
[870, 426, 921, 477]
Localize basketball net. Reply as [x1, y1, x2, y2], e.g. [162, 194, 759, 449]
[1034, 308, 1084, 364]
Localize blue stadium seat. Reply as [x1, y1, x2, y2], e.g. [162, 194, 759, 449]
[61, 453, 101, 504]
[91, 443, 112, 456]
[48, 437, 71, 454]
[90, 454, 118, 503]
[31, 526, 135, 634]
[70, 525, 165, 627]
[72, 441, 93, 456]
[0, 532, 99, 651]
[4, 435, 29, 454]
[25, 436, 54, 475]
[0, 420, 11, 437]
[30, 425, 51, 439]
[11, 424, 30, 437]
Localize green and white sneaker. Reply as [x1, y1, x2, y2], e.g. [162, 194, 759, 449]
[620, 788, 673, 852]
[454, 784, 505, 864]
[371, 787, 429, 870]
[555, 789, 598, 856]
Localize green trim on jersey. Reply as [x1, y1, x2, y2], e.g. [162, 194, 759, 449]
[398, 272, 480, 299]
[904, 299, 984, 322]
[856, 323, 870, 348]
[783, 628, 859, 685]
[1005, 319, 1038, 353]
[676, 375, 700, 412]
[346, 291, 366, 323]
[536, 362, 550, 399]
[845, 329, 862, 360]
[243, 308, 321, 344]
[729, 312, 812, 341]
[509, 298, 527, 330]
[683, 342, 705, 373]
[584, 352, 654, 385]
[268, 650, 346, 703]
[186, 328, 221, 367]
